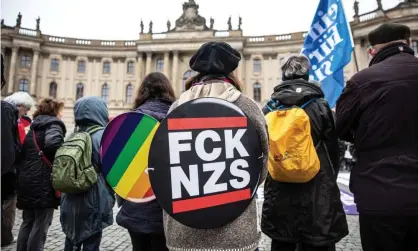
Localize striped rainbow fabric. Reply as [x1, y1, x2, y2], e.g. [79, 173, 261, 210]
[100, 112, 159, 203]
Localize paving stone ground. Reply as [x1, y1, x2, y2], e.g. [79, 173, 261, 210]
[2, 189, 362, 251]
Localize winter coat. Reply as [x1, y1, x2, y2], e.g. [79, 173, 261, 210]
[1, 101, 20, 202]
[17, 115, 66, 209]
[261, 79, 348, 246]
[164, 80, 269, 251]
[60, 96, 115, 245]
[116, 98, 172, 234]
[336, 42, 418, 215]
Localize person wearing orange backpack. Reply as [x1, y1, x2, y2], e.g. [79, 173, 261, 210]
[261, 55, 348, 251]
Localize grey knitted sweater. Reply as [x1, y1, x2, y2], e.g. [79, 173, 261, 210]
[164, 82, 269, 251]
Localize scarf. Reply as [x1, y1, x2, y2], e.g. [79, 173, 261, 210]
[369, 42, 415, 67]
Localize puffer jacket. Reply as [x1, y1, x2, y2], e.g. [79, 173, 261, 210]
[261, 79, 348, 246]
[60, 96, 115, 245]
[17, 115, 66, 209]
[116, 98, 172, 234]
[1, 101, 20, 203]
[164, 80, 269, 251]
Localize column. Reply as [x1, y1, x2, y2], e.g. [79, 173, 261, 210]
[59, 56, 67, 99]
[237, 51, 245, 92]
[163, 51, 170, 78]
[1, 46, 5, 56]
[7, 46, 18, 94]
[171, 51, 179, 96]
[30, 50, 40, 96]
[67, 57, 74, 101]
[137, 53, 144, 86]
[145, 52, 152, 75]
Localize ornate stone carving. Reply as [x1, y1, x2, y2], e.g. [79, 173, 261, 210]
[16, 12, 22, 27]
[167, 20, 171, 31]
[36, 17, 40, 31]
[149, 21, 153, 34]
[354, 1, 359, 17]
[174, 0, 208, 31]
[376, 0, 382, 9]
[227, 16, 232, 30]
[140, 20, 144, 34]
[210, 17, 214, 29]
[238, 16, 242, 31]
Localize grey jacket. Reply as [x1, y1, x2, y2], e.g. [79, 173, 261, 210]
[164, 81, 269, 251]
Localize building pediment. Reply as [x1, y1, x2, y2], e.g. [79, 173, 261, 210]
[173, 0, 209, 32]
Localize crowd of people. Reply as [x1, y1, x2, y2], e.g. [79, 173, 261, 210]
[1, 22, 417, 251]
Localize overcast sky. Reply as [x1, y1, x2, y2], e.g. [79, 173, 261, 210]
[2, 0, 401, 40]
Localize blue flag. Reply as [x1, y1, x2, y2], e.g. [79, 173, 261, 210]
[302, 0, 354, 108]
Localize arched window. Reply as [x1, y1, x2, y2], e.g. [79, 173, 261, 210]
[50, 59, 60, 72]
[182, 70, 197, 91]
[76, 83, 84, 100]
[253, 82, 261, 102]
[19, 79, 29, 92]
[21, 55, 31, 68]
[101, 83, 109, 102]
[49, 82, 58, 98]
[126, 84, 133, 104]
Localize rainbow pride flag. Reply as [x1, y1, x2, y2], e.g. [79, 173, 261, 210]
[100, 112, 159, 203]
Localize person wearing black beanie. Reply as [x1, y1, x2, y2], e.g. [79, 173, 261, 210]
[163, 41, 269, 251]
[337, 22, 418, 251]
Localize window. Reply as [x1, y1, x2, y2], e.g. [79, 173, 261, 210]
[21, 55, 31, 68]
[19, 79, 29, 92]
[182, 70, 197, 91]
[77, 61, 86, 73]
[127, 61, 135, 74]
[126, 84, 133, 104]
[50, 59, 59, 72]
[101, 83, 109, 102]
[253, 59, 261, 73]
[156, 59, 164, 72]
[49, 82, 57, 98]
[76, 83, 84, 100]
[412, 40, 418, 55]
[253, 82, 261, 102]
[103, 62, 111, 74]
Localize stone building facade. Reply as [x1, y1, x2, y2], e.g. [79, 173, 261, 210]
[1, 0, 418, 131]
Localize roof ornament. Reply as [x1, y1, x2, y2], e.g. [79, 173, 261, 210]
[174, 0, 208, 31]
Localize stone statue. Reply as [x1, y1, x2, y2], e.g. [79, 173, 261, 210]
[238, 16, 242, 30]
[36, 16, 40, 31]
[140, 20, 144, 34]
[354, 1, 359, 17]
[227, 16, 232, 31]
[149, 21, 153, 34]
[174, 0, 208, 31]
[16, 12, 22, 27]
[210, 17, 214, 29]
[167, 20, 171, 31]
[1, 19, 4, 26]
[376, 0, 383, 9]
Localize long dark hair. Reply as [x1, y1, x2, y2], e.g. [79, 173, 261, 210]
[184, 72, 243, 92]
[133, 72, 176, 109]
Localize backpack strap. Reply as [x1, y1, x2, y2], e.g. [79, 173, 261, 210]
[86, 125, 103, 135]
[300, 99, 316, 109]
[32, 130, 52, 168]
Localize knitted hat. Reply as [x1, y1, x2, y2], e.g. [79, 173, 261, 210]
[368, 23, 410, 46]
[190, 42, 241, 75]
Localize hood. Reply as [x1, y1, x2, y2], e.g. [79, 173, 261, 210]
[178, 81, 241, 105]
[31, 115, 66, 134]
[135, 98, 172, 122]
[271, 79, 324, 106]
[74, 96, 109, 127]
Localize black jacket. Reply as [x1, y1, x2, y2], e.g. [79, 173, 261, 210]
[17, 115, 66, 209]
[1, 101, 20, 202]
[116, 98, 172, 234]
[261, 79, 348, 245]
[336, 43, 418, 215]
